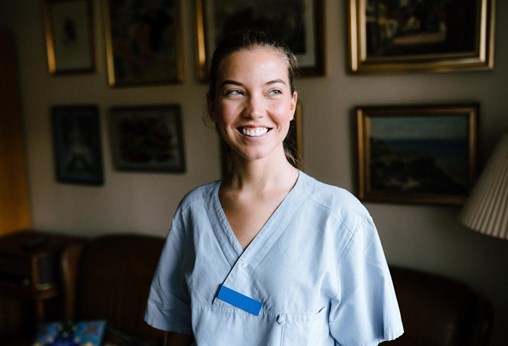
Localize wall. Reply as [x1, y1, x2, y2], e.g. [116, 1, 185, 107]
[1, 0, 508, 344]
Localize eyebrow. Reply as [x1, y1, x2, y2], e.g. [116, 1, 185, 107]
[219, 79, 287, 89]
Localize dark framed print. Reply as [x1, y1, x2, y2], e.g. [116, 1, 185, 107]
[348, 0, 495, 74]
[103, 0, 184, 87]
[109, 105, 185, 172]
[43, 0, 95, 74]
[195, 0, 325, 81]
[52, 105, 103, 185]
[220, 103, 303, 176]
[356, 104, 478, 205]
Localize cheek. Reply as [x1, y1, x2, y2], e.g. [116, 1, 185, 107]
[217, 102, 241, 123]
[272, 103, 294, 123]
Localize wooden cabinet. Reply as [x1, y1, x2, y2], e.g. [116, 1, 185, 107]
[0, 30, 31, 236]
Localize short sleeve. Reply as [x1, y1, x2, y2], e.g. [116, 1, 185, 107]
[329, 218, 404, 346]
[144, 211, 193, 335]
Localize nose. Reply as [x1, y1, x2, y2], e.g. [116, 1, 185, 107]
[243, 94, 264, 118]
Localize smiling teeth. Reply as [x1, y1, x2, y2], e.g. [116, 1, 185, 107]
[242, 128, 268, 137]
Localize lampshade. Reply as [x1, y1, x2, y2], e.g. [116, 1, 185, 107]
[460, 134, 508, 239]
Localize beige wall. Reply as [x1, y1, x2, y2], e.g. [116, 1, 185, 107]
[2, 0, 508, 344]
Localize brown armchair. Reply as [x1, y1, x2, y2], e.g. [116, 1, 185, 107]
[60, 233, 168, 344]
[382, 266, 493, 346]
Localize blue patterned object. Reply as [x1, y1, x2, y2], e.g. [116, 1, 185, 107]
[33, 320, 106, 346]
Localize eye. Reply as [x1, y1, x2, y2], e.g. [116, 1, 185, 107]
[223, 89, 245, 97]
[268, 89, 283, 96]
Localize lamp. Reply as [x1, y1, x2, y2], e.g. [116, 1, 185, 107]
[460, 134, 508, 239]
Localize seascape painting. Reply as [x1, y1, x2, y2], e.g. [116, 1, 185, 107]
[369, 115, 468, 194]
[356, 104, 478, 205]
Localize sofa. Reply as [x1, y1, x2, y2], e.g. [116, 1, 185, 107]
[0, 232, 494, 345]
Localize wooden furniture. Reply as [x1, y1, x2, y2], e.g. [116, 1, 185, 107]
[61, 234, 168, 343]
[0, 231, 84, 340]
[0, 30, 31, 236]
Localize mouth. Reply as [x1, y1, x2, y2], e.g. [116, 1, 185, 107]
[240, 127, 270, 137]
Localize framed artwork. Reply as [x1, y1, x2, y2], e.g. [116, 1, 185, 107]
[220, 103, 303, 176]
[356, 104, 478, 205]
[348, 0, 495, 74]
[109, 105, 185, 172]
[52, 105, 103, 185]
[103, 0, 184, 87]
[43, 0, 95, 74]
[195, 0, 325, 81]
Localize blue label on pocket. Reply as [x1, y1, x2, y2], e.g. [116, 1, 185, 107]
[217, 285, 262, 316]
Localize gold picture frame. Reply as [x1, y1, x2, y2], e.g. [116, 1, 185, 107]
[195, 0, 325, 81]
[348, 0, 495, 74]
[43, 0, 95, 74]
[109, 105, 186, 172]
[103, 0, 184, 87]
[356, 104, 478, 205]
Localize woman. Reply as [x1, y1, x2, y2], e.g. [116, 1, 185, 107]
[145, 31, 403, 345]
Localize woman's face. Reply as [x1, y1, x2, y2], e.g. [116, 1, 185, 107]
[210, 46, 297, 163]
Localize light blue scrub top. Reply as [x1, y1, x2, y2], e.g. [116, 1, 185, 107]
[145, 172, 403, 345]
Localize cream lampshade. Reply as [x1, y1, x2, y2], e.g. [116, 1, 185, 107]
[460, 134, 508, 239]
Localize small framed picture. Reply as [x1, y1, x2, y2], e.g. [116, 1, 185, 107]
[103, 0, 184, 87]
[348, 0, 495, 74]
[43, 0, 95, 74]
[109, 105, 185, 173]
[52, 105, 103, 185]
[356, 104, 478, 205]
[195, 0, 325, 81]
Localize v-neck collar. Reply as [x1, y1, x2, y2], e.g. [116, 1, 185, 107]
[207, 171, 309, 269]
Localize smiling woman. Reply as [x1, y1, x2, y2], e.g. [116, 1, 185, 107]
[144, 30, 404, 346]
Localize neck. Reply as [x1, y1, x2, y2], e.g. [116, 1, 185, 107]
[223, 153, 299, 193]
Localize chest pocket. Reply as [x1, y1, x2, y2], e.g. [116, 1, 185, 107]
[277, 305, 333, 346]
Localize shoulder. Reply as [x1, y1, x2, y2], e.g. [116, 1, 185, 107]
[299, 172, 372, 224]
[176, 180, 220, 212]
[166, 180, 219, 238]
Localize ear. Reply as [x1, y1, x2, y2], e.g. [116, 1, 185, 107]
[290, 91, 298, 120]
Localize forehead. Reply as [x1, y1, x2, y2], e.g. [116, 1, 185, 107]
[218, 46, 289, 78]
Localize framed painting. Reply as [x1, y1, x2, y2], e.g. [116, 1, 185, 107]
[43, 0, 95, 74]
[348, 0, 495, 74]
[109, 105, 185, 172]
[52, 105, 103, 185]
[195, 0, 325, 81]
[103, 0, 184, 87]
[356, 104, 478, 205]
[220, 103, 303, 177]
